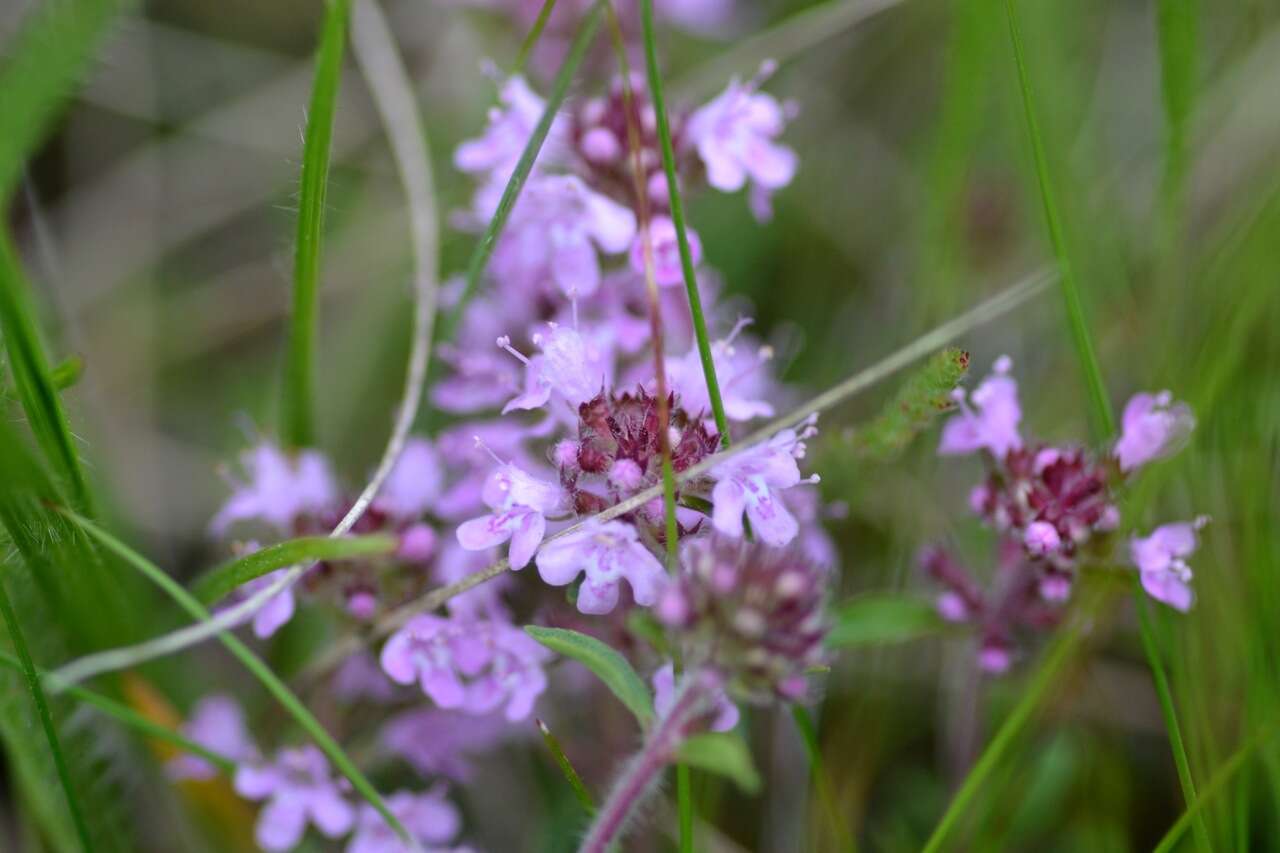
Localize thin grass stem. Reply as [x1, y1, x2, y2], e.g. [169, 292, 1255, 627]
[537, 718, 595, 814]
[514, 0, 560, 73]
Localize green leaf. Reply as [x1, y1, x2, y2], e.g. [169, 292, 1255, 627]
[191, 534, 397, 605]
[525, 625, 654, 725]
[827, 595, 947, 649]
[677, 733, 761, 795]
[281, 0, 351, 448]
[0, 0, 131, 201]
[848, 347, 969, 461]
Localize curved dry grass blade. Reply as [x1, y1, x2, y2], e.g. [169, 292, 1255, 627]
[54, 512, 415, 847]
[46, 0, 445, 687]
[281, 0, 352, 448]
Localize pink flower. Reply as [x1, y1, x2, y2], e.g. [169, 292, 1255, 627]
[347, 788, 462, 853]
[454, 75, 566, 183]
[534, 519, 666, 614]
[1023, 520, 1062, 557]
[629, 216, 702, 287]
[667, 318, 776, 422]
[489, 175, 636, 298]
[380, 616, 551, 721]
[1114, 391, 1196, 472]
[167, 695, 258, 781]
[500, 325, 610, 414]
[684, 62, 797, 219]
[709, 417, 818, 546]
[210, 443, 338, 535]
[374, 438, 444, 520]
[938, 355, 1023, 460]
[652, 662, 739, 732]
[234, 746, 354, 851]
[1130, 518, 1208, 612]
[456, 461, 564, 569]
[382, 709, 518, 781]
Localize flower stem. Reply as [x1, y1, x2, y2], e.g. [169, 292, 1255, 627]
[580, 671, 716, 853]
[639, 0, 731, 448]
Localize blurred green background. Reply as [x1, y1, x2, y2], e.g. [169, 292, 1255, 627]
[3, 0, 1279, 849]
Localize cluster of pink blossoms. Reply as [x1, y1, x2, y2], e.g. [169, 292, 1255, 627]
[924, 356, 1204, 673]
[183, 40, 840, 850]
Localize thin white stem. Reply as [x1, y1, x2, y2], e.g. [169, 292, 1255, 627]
[51, 0, 440, 692]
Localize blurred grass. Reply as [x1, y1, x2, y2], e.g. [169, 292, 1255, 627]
[2, 0, 1279, 849]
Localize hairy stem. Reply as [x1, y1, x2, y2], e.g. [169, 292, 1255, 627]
[580, 671, 717, 853]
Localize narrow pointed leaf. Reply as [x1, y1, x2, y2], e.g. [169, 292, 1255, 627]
[525, 625, 654, 725]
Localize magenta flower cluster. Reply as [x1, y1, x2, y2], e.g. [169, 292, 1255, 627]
[926, 356, 1204, 672]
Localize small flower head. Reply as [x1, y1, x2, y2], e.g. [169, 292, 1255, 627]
[500, 325, 610, 414]
[380, 616, 551, 721]
[456, 457, 565, 569]
[347, 788, 462, 853]
[709, 417, 818, 547]
[658, 535, 829, 702]
[534, 519, 666, 614]
[1114, 390, 1196, 472]
[938, 355, 1022, 460]
[629, 215, 703, 287]
[211, 443, 339, 536]
[454, 75, 565, 182]
[168, 695, 258, 781]
[374, 438, 445, 520]
[234, 745, 354, 851]
[1130, 517, 1208, 612]
[685, 62, 798, 219]
[668, 318, 776, 423]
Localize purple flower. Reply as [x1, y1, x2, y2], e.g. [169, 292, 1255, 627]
[489, 175, 636, 298]
[454, 75, 566, 183]
[333, 651, 398, 703]
[374, 438, 444, 520]
[709, 417, 818, 546]
[684, 62, 797, 219]
[456, 460, 565, 569]
[1130, 518, 1208, 612]
[629, 216, 702, 287]
[938, 355, 1023, 460]
[235, 567, 297, 640]
[382, 709, 518, 781]
[347, 788, 462, 853]
[380, 615, 551, 721]
[500, 324, 611, 414]
[534, 519, 666, 614]
[668, 318, 776, 423]
[234, 745, 354, 851]
[652, 663, 739, 732]
[211, 443, 338, 535]
[1114, 390, 1196, 472]
[167, 695, 258, 781]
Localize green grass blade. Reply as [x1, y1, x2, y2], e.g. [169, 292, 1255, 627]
[1155, 0, 1198, 207]
[513, 0, 560, 73]
[639, 0, 730, 446]
[922, 595, 1092, 853]
[281, 0, 352, 449]
[60, 511, 414, 846]
[1003, 2, 1207, 849]
[190, 533, 396, 605]
[0, 651, 236, 775]
[0, 581, 93, 852]
[1003, 0, 1113, 438]
[790, 706, 853, 851]
[537, 718, 595, 814]
[439, 0, 605, 343]
[0, 0, 130, 201]
[0, 233, 93, 512]
[1154, 718, 1280, 853]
